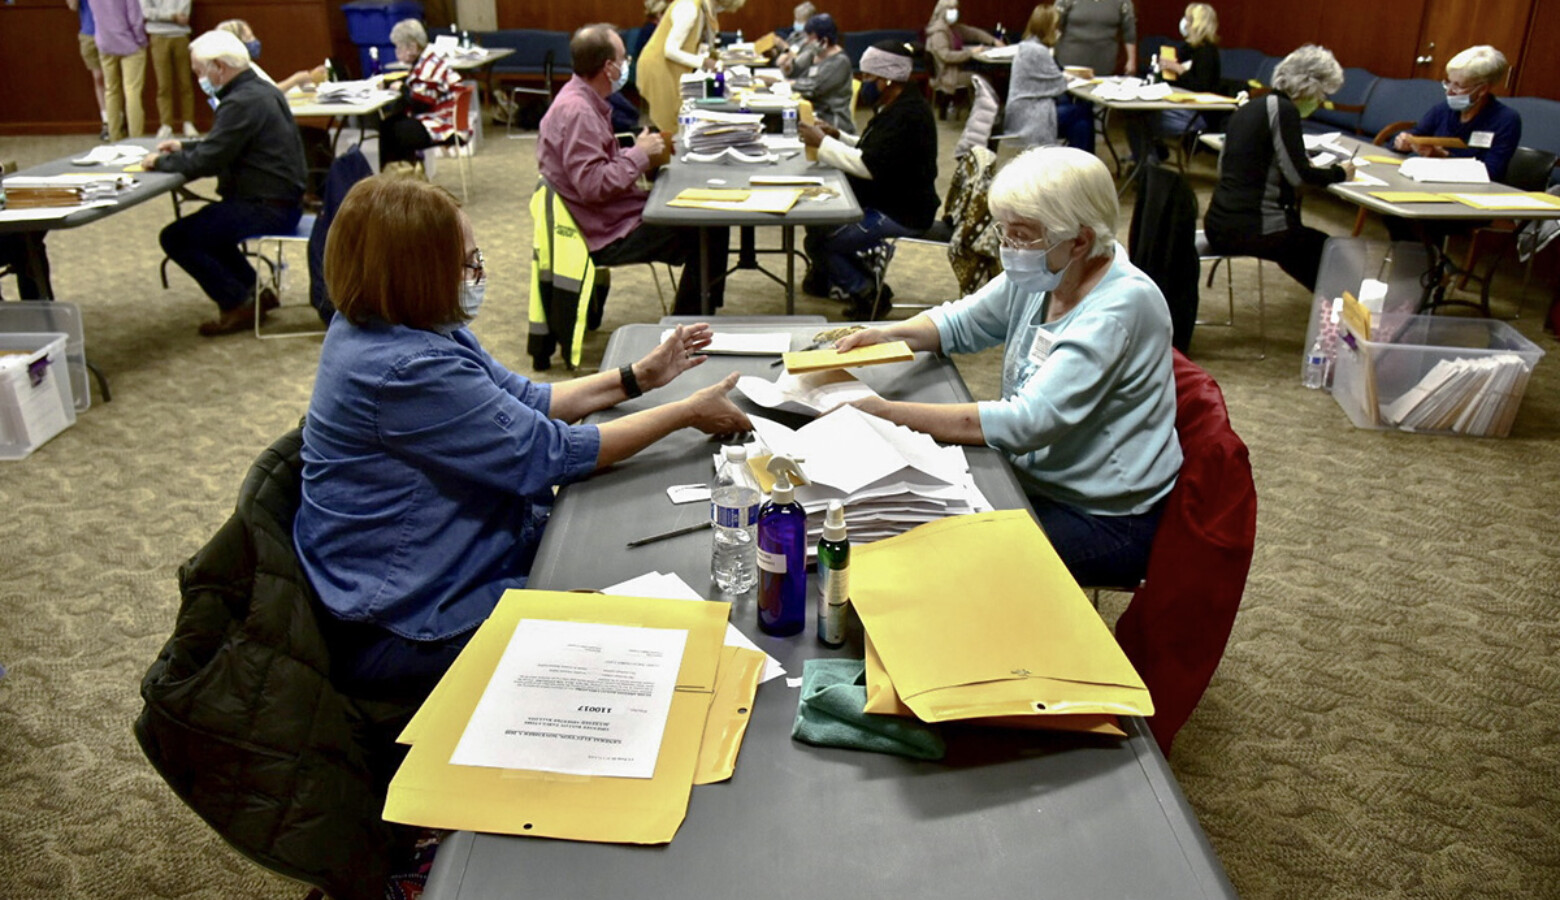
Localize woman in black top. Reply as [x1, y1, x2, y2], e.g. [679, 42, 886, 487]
[1203, 44, 1354, 292]
[799, 40, 939, 319]
[1158, 3, 1222, 137]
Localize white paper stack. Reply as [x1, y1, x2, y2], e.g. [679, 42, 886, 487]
[736, 406, 994, 554]
[680, 73, 712, 101]
[1382, 354, 1533, 436]
[683, 109, 767, 156]
[1398, 156, 1491, 184]
[315, 79, 395, 104]
[1091, 78, 1173, 102]
[3, 173, 134, 207]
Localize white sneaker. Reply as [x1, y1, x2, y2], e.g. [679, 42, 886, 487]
[156, 125, 173, 139]
[182, 122, 199, 138]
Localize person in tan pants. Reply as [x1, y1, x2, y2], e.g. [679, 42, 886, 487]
[94, 0, 148, 140]
[142, 0, 196, 137]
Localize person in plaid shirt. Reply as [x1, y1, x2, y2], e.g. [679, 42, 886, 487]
[379, 18, 463, 169]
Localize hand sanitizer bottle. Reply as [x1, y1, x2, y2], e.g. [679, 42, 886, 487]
[757, 458, 807, 637]
[816, 500, 849, 647]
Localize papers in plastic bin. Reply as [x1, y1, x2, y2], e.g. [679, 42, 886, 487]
[71, 144, 148, 166]
[735, 369, 880, 416]
[660, 328, 791, 355]
[1382, 354, 1533, 436]
[1399, 156, 1491, 184]
[605, 572, 785, 683]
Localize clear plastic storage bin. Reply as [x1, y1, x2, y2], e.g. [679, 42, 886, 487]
[0, 332, 76, 459]
[1305, 238, 1429, 389]
[1332, 314, 1544, 437]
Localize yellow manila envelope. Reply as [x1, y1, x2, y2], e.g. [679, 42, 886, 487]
[783, 340, 914, 373]
[694, 646, 765, 784]
[667, 188, 803, 215]
[385, 590, 735, 844]
[1369, 191, 1449, 203]
[851, 509, 1153, 722]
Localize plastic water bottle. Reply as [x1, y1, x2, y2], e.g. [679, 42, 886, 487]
[367, 46, 380, 77]
[736, 28, 744, 45]
[462, 30, 472, 50]
[711, 445, 760, 594]
[1303, 338, 1327, 389]
[782, 105, 798, 138]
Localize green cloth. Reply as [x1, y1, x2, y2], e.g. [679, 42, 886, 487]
[791, 658, 946, 760]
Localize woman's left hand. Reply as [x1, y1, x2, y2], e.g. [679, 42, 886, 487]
[637, 323, 714, 390]
[798, 120, 826, 148]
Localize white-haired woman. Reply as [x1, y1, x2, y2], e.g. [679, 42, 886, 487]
[1203, 44, 1354, 292]
[377, 18, 463, 169]
[835, 146, 1182, 587]
[1157, 4, 1221, 137]
[1392, 45, 1520, 181]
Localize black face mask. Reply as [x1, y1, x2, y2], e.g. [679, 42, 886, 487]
[859, 79, 882, 107]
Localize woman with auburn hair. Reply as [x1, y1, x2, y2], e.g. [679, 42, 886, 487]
[297, 177, 751, 700]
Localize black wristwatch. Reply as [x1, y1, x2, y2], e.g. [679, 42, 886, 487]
[619, 364, 643, 399]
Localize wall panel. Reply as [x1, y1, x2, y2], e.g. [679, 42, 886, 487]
[1514, 0, 1560, 97]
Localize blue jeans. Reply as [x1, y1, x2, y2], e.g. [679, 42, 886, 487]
[160, 198, 301, 311]
[1056, 96, 1096, 153]
[804, 208, 919, 296]
[1030, 495, 1166, 588]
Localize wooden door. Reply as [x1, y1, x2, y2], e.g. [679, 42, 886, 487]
[1412, 0, 1533, 90]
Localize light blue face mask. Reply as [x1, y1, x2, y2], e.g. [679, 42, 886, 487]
[460, 278, 487, 318]
[611, 57, 631, 93]
[1000, 241, 1070, 293]
[199, 75, 218, 98]
[1446, 90, 1473, 111]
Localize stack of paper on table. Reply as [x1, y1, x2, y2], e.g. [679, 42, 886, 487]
[680, 72, 712, 101]
[735, 405, 994, 554]
[312, 79, 397, 105]
[1090, 78, 1173, 102]
[851, 509, 1152, 736]
[1398, 156, 1491, 184]
[71, 144, 148, 167]
[1381, 354, 1534, 436]
[735, 368, 879, 416]
[683, 110, 767, 157]
[2, 173, 134, 207]
[604, 571, 785, 683]
[385, 589, 764, 843]
[667, 187, 801, 213]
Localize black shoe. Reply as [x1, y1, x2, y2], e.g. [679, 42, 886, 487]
[849, 287, 891, 322]
[801, 268, 829, 298]
[99, 123, 110, 142]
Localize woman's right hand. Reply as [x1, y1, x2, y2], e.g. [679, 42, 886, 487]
[835, 327, 891, 352]
[1392, 132, 1414, 152]
[682, 372, 753, 436]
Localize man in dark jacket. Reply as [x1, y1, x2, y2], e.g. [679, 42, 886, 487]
[143, 28, 306, 336]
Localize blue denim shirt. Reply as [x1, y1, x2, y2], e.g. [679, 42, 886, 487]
[295, 317, 601, 641]
[928, 251, 1181, 516]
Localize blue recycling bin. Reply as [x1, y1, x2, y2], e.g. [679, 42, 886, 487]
[342, 0, 424, 77]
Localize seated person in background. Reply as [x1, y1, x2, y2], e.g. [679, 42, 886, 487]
[1393, 45, 1520, 182]
[143, 29, 307, 336]
[788, 14, 855, 134]
[541, 23, 730, 315]
[835, 147, 1182, 587]
[1156, 4, 1222, 138]
[1006, 4, 1089, 150]
[376, 19, 463, 170]
[774, 1, 818, 75]
[214, 19, 327, 92]
[798, 41, 939, 319]
[296, 176, 751, 701]
[925, 0, 1001, 117]
[1203, 44, 1354, 293]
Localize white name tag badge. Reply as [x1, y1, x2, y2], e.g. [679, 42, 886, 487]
[1027, 328, 1057, 368]
[1469, 131, 1494, 149]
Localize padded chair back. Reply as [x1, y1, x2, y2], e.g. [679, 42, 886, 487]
[1503, 97, 1560, 187]
[1307, 67, 1379, 134]
[1114, 351, 1257, 755]
[482, 28, 572, 76]
[1218, 47, 1266, 84]
[1360, 77, 1444, 141]
[1506, 146, 1559, 192]
[452, 82, 475, 137]
[308, 146, 374, 324]
[1128, 164, 1201, 352]
[955, 73, 1001, 157]
[1253, 54, 1281, 88]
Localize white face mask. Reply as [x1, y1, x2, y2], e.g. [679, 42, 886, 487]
[1000, 241, 1070, 293]
[460, 278, 487, 318]
[945, 8, 959, 24]
[611, 57, 631, 92]
[1179, 18, 1191, 38]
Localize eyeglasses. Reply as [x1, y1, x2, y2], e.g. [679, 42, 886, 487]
[995, 222, 1052, 250]
[1441, 79, 1480, 95]
[464, 248, 485, 283]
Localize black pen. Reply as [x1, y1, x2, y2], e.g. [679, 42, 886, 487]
[626, 520, 713, 549]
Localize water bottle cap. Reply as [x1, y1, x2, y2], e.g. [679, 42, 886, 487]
[723, 444, 748, 462]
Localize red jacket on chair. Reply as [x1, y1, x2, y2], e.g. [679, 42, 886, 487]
[1115, 350, 1257, 756]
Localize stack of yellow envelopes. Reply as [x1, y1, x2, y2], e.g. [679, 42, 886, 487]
[384, 590, 764, 844]
[851, 509, 1154, 737]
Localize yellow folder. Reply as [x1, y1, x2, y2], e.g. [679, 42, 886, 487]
[851, 509, 1153, 723]
[385, 589, 758, 844]
[1369, 191, 1450, 203]
[783, 340, 914, 373]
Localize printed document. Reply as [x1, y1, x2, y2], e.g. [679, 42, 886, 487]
[450, 619, 687, 778]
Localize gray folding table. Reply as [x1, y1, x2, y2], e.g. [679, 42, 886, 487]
[421, 322, 1235, 900]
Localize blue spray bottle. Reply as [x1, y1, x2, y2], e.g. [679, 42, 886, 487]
[756, 456, 807, 636]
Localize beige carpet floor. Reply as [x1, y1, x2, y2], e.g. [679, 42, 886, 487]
[1, 107, 1557, 899]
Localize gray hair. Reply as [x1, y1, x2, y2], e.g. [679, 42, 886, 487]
[1446, 45, 1509, 88]
[988, 146, 1118, 259]
[1272, 45, 1344, 103]
[390, 18, 428, 51]
[189, 29, 251, 70]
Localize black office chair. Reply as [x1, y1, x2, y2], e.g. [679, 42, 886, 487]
[1458, 146, 1560, 316]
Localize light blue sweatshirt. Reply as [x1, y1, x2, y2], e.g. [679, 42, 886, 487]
[929, 250, 1181, 515]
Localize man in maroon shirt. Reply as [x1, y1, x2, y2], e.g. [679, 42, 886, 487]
[538, 23, 728, 314]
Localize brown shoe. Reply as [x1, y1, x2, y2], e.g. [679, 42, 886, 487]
[258, 287, 280, 313]
[198, 302, 259, 336]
